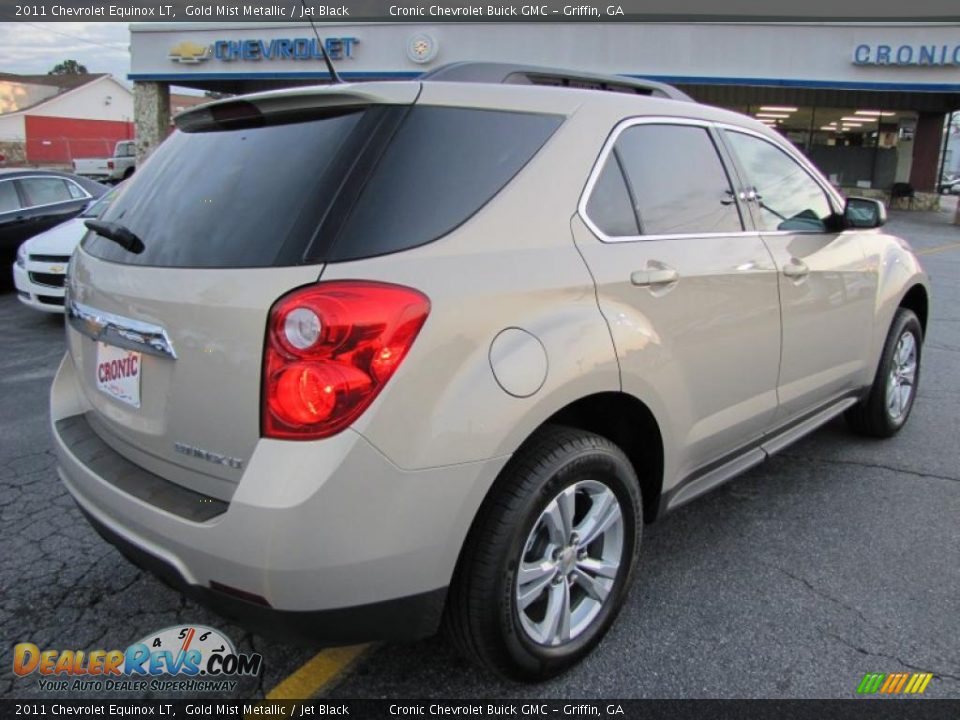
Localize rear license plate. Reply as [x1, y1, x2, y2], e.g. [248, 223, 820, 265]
[95, 342, 141, 408]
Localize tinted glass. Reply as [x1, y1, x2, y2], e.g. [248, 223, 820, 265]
[0, 180, 19, 213]
[84, 111, 364, 268]
[326, 107, 563, 261]
[66, 181, 87, 199]
[615, 124, 742, 236]
[81, 186, 120, 218]
[20, 178, 73, 207]
[585, 155, 639, 237]
[725, 131, 834, 232]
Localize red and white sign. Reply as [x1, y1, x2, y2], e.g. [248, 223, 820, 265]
[95, 343, 141, 408]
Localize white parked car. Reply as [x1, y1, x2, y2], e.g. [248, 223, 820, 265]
[13, 187, 118, 313]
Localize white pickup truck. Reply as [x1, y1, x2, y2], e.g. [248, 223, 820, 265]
[73, 140, 136, 183]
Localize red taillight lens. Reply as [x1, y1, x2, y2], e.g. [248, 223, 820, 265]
[263, 281, 430, 440]
[107, 160, 114, 169]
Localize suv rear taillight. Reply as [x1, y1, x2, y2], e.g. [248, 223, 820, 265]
[107, 160, 114, 169]
[263, 281, 430, 440]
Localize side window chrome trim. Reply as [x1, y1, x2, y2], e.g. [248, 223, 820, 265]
[714, 123, 846, 213]
[577, 116, 755, 244]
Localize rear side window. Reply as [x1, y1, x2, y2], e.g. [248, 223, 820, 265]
[321, 107, 563, 262]
[0, 180, 20, 213]
[615, 124, 742, 236]
[67, 182, 87, 199]
[585, 156, 639, 237]
[584, 123, 742, 238]
[20, 177, 76, 207]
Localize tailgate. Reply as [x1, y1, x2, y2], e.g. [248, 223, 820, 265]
[66, 250, 323, 501]
[73, 159, 108, 175]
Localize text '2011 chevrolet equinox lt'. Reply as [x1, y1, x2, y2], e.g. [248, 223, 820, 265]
[52, 63, 930, 680]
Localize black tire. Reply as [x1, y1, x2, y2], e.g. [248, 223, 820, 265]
[845, 308, 923, 438]
[122, 167, 135, 180]
[443, 425, 642, 681]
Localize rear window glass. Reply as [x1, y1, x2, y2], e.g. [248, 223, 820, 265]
[82, 104, 562, 268]
[321, 107, 563, 262]
[83, 110, 365, 268]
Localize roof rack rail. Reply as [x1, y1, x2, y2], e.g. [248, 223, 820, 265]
[420, 62, 693, 102]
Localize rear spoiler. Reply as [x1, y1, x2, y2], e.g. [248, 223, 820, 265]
[174, 83, 420, 132]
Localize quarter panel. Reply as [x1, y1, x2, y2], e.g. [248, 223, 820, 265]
[322, 241, 621, 470]
[319, 102, 628, 470]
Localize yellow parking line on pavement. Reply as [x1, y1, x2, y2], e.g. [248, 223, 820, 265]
[265, 644, 373, 700]
[917, 241, 960, 256]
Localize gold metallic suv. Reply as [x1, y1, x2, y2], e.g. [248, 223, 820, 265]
[52, 64, 929, 680]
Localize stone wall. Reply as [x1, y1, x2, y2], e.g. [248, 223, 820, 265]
[0, 140, 25, 165]
[133, 81, 170, 166]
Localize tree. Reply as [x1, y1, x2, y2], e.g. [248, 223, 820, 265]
[48, 60, 88, 76]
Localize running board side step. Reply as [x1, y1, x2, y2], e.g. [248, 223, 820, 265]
[664, 396, 860, 513]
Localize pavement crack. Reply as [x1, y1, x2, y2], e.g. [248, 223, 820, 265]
[765, 562, 875, 628]
[779, 454, 960, 484]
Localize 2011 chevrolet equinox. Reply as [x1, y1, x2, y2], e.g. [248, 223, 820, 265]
[51, 63, 930, 680]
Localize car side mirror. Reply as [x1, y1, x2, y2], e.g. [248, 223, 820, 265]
[844, 197, 886, 229]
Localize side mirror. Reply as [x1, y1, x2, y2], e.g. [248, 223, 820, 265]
[844, 197, 886, 229]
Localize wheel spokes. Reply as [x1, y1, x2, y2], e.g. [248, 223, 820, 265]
[541, 577, 572, 645]
[542, 486, 576, 545]
[517, 560, 557, 609]
[575, 490, 622, 548]
[516, 479, 626, 647]
[571, 567, 611, 603]
[576, 556, 620, 579]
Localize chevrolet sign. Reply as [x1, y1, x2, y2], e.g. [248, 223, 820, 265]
[169, 37, 359, 65]
[168, 41, 212, 64]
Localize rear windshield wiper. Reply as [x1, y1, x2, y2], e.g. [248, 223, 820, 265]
[85, 220, 145, 254]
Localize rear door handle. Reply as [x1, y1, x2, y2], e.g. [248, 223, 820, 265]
[631, 267, 679, 287]
[782, 259, 810, 279]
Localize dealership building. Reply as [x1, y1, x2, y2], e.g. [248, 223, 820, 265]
[129, 22, 960, 198]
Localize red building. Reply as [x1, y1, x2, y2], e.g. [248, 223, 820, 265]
[0, 73, 134, 167]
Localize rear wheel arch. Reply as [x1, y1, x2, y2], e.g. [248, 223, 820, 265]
[541, 393, 664, 523]
[461, 391, 664, 544]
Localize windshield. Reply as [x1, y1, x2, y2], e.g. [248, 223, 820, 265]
[81, 186, 120, 218]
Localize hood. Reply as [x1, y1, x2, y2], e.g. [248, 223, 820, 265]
[23, 217, 87, 256]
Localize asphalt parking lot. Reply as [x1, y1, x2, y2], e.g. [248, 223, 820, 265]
[2, 203, 958, 700]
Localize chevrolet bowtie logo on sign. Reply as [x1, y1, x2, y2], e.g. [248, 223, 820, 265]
[857, 672, 934, 695]
[168, 41, 212, 64]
